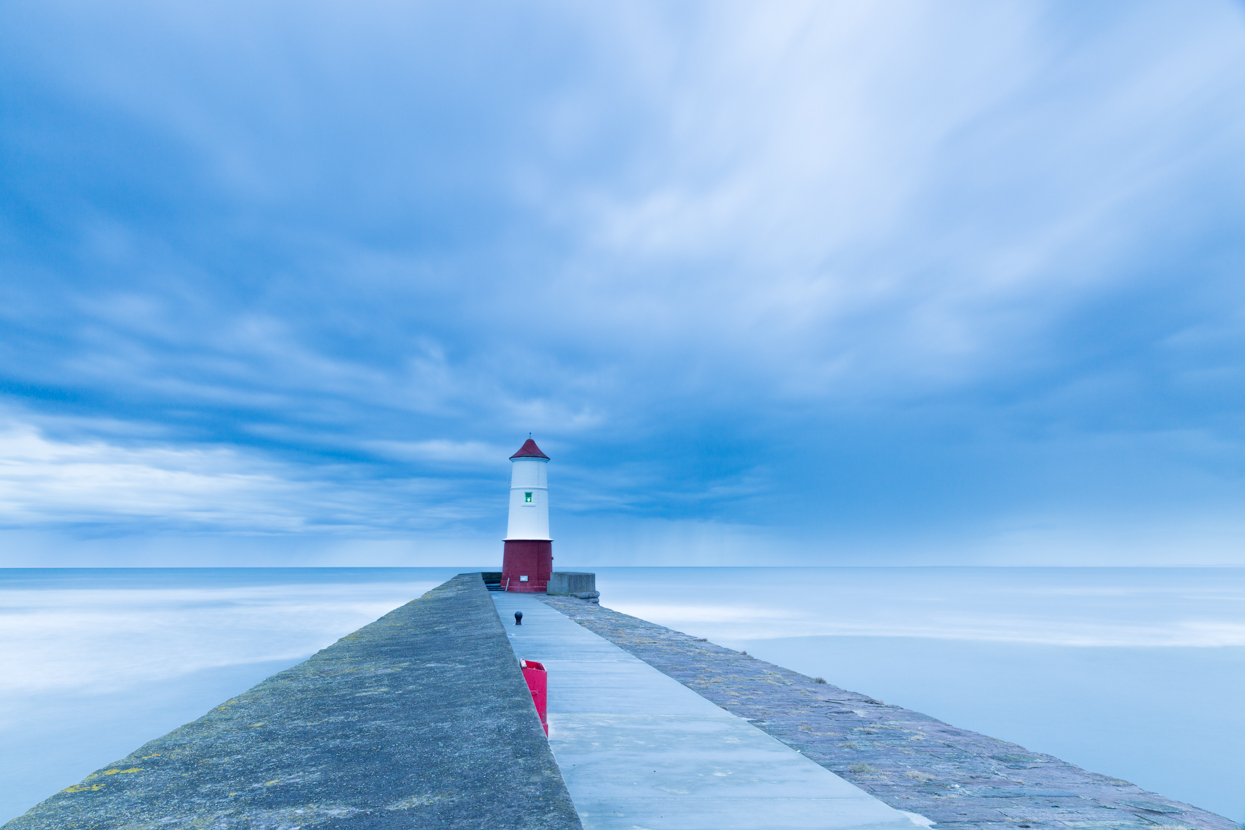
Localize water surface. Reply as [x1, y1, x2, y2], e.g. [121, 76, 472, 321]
[1, 567, 1241, 823]
[0, 567, 457, 823]
[594, 567, 1245, 822]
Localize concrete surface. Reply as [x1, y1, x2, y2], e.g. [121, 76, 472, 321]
[6, 574, 582, 830]
[541, 594, 1238, 830]
[493, 592, 923, 830]
[547, 572, 596, 597]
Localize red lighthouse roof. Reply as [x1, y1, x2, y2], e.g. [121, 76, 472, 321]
[510, 438, 549, 460]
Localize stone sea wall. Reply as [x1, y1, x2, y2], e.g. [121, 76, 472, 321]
[7, 574, 581, 830]
[541, 595, 1237, 830]
[8, 573, 1234, 830]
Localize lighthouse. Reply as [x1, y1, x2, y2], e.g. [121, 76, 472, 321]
[501, 437, 553, 592]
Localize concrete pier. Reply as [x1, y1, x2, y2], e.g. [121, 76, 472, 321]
[493, 591, 924, 830]
[5, 574, 580, 830]
[541, 594, 1238, 830]
[6, 573, 1234, 830]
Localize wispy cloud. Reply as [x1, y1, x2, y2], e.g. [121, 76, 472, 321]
[0, 413, 501, 535]
[362, 439, 505, 466]
[0, 420, 300, 530]
[1, 1, 1244, 561]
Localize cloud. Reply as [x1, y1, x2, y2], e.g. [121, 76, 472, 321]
[362, 439, 505, 467]
[0, 412, 506, 536]
[1, 1, 1244, 561]
[0, 418, 343, 532]
[534, 0, 1245, 401]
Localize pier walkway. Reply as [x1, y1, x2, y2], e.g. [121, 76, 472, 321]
[492, 592, 924, 830]
[9, 574, 1231, 830]
[541, 594, 1238, 830]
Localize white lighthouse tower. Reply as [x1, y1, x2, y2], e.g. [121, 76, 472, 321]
[501, 437, 553, 592]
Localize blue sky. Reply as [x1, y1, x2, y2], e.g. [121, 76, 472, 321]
[1, 1, 1244, 566]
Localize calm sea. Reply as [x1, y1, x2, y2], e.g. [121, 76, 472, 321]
[1, 567, 1241, 823]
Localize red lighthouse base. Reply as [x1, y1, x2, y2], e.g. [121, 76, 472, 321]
[502, 540, 552, 592]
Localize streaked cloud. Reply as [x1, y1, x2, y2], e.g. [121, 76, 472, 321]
[1, 1, 1244, 562]
[0, 413, 498, 534]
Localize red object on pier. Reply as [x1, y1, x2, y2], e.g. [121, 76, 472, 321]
[521, 659, 548, 736]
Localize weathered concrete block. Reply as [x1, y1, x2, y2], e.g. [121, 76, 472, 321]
[547, 572, 595, 597]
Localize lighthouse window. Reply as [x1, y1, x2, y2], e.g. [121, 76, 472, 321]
[524, 492, 533, 503]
